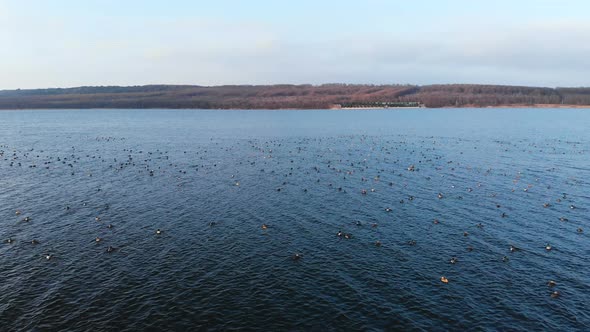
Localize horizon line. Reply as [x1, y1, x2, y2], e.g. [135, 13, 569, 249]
[2, 82, 590, 92]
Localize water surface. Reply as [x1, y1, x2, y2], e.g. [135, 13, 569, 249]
[0, 108, 589, 331]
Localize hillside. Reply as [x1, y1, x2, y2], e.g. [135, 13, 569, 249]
[1, 84, 589, 109]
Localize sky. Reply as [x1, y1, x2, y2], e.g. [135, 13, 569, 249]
[1, 0, 589, 89]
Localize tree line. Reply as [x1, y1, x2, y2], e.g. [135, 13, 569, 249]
[1, 84, 589, 109]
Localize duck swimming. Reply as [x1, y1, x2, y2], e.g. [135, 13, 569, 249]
[450, 257, 458, 264]
[547, 280, 557, 287]
[155, 229, 162, 235]
[545, 244, 552, 251]
[261, 224, 268, 230]
[440, 276, 449, 283]
[375, 240, 382, 247]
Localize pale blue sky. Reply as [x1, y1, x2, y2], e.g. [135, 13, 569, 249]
[1, 0, 589, 89]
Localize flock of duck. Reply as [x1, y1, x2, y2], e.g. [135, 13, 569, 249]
[1, 134, 587, 303]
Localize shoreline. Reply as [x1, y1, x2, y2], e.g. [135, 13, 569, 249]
[1, 104, 590, 111]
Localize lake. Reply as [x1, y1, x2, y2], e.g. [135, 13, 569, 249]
[0, 108, 589, 331]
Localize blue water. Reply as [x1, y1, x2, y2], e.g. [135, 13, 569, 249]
[0, 108, 589, 331]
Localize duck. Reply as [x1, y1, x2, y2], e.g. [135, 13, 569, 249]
[5, 238, 14, 244]
[437, 193, 444, 199]
[407, 240, 417, 246]
[547, 280, 557, 287]
[502, 256, 510, 262]
[545, 244, 552, 251]
[440, 276, 449, 283]
[45, 254, 53, 260]
[106, 246, 116, 253]
[463, 232, 469, 237]
[155, 229, 162, 235]
[261, 224, 268, 230]
[15, 210, 21, 215]
[551, 291, 560, 298]
[375, 240, 382, 247]
[31, 239, 40, 244]
[292, 253, 302, 260]
[337, 230, 343, 237]
[385, 208, 392, 212]
[577, 228, 583, 233]
[450, 257, 458, 264]
[95, 237, 102, 243]
[509, 245, 520, 252]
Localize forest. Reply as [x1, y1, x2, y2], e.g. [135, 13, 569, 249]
[1, 84, 589, 109]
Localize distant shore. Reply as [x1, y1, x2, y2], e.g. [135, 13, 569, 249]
[2, 104, 590, 111]
[1, 84, 589, 110]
